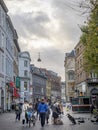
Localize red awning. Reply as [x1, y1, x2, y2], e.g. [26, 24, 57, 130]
[10, 82, 20, 98]
[10, 82, 15, 87]
[14, 87, 20, 98]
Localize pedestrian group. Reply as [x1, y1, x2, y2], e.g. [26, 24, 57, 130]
[14, 98, 64, 127]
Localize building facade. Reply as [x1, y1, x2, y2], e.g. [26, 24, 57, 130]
[19, 52, 31, 103]
[49, 71, 61, 102]
[0, 0, 20, 111]
[30, 65, 47, 104]
[75, 42, 87, 97]
[64, 50, 75, 102]
[40, 69, 61, 102]
[13, 30, 20, 83]
[61, 82, 66, 102]
[0, 0, 8, 111]
[75, 42, 98, 103]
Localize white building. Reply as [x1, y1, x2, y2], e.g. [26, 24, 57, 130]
[0, 0, 15, 111]
[19, 52, 31, 103]
[0, 0, 8, 111]
[0, 0, 20, 111]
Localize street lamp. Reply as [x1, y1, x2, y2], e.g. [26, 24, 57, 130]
[37, 52, 41, 62]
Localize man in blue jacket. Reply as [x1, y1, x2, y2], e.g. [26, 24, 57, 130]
[38, 98, 48, 127]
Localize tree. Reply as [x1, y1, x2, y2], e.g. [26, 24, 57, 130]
[80, 0, 98, 73]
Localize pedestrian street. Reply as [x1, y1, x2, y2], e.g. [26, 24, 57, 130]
[0, 109, 98, 130]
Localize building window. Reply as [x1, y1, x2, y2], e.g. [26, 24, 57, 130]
[24, 60, 28, 67]
[76, 48, 79, 55]
[6, 56, 13, 78]
[2, 55, 4, 72]
[24, 70, 28, 77]
[24, 82, 27, 90]
[68, 71, 75, 80]
[80, 59, 82, 67]
[1, 12, 5, 27]
[1, 33, 4, 48]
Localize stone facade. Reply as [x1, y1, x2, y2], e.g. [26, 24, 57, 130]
[61, 82, 66, 102]
[75, 42, 87, 96]
[64, 50, 75, 102]
[75, 42, 98, 103]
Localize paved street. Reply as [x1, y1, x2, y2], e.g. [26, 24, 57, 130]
[0, 110, 98, 130]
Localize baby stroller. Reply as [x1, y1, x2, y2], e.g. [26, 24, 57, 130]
[26, 109, 36, 127]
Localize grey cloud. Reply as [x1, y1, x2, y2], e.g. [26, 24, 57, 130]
[49, 0, 87, 45]
[35, 11, 50, 24]
[29, 47, 65, 78]
[4, 0, 88, 80]
[10, 11, 51, 39]
[5, 0, 26, 1]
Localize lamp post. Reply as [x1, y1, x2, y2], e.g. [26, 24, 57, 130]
[37, 52, 41, 62]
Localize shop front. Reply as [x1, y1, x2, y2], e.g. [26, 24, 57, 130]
[6, 82, 20, 111]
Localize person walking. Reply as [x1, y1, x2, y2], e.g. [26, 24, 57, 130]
[35, 100, 40, 119]
[26, 103, 35, 126]
[58, 101, 63, 114]
[15, 102, 22, 121]
[45, 100, 50, 124]
[21, 101, 29, 126]
[38, 98, 48, 127]
[52, 102, 60, 124]
[95, 95, 98, 109]
[90, 103, 95, 117]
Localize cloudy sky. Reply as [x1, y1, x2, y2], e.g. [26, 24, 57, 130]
[4, 0, 88, 81]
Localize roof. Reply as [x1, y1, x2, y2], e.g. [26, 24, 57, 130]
[0, 0, 8, 13]
[66, 50, 75, 57]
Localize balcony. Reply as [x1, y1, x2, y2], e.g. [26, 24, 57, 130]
[68, 79, 75, 83]
[86, 78, 98, 86]
[86, 78, 98, 83]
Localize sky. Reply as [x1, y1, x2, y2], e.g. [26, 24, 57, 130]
[4, 0, 88, 81]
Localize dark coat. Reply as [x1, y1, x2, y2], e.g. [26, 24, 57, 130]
[52, 106, 60, 119]
[15, 103, 22, 114]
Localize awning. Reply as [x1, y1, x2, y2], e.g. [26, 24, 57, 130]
[10, 82, 15, 87]
[10, 81, 20, 98]
[14, 87, 20, 98]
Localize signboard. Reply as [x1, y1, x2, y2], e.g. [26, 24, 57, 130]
[16, 77, 20, 88]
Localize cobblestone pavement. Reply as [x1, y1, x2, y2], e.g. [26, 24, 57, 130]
[0, 109, 98, 130]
